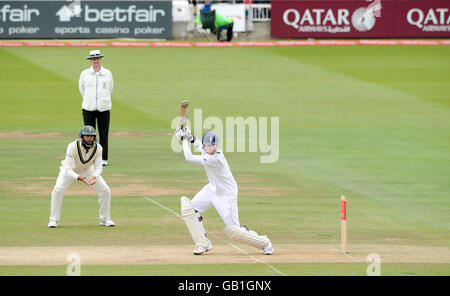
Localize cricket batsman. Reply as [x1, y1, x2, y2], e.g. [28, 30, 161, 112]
[47, 126, 115, 228]
[175, 126, 273, 255]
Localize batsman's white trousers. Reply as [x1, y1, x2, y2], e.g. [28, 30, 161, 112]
[50, 169, 111, 222]
[191, 183, 239, 227]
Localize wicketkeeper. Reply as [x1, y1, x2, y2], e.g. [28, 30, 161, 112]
[175, 126, 273, 255]
[48, 126, 115, 228]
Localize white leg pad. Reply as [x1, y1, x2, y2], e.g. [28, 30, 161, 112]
[223, 225, 270, 250]
[181, 196, 209, 249]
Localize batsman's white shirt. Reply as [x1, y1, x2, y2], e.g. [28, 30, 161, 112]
[182, 139, 239, 226]
[79, 66, 114, 112]
[183, 140, 237, 196]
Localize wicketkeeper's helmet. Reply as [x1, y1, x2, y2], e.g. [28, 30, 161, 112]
[202, 131, 218, 145]
[80, 125, 97, 148]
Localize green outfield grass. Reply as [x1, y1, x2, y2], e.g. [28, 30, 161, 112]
[0, 45, 449, 276]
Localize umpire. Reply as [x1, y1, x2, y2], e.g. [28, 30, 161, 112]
[79, 50, 114, 166]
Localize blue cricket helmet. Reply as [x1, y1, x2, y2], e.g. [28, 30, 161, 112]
[202, 131, 218, 145]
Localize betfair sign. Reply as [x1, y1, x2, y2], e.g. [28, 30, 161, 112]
[0, 0, 172, 38]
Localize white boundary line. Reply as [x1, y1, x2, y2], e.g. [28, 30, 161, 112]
[144, 196, 287, 276]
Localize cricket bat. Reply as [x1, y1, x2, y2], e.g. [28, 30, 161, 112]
[180, 99, 189, 129]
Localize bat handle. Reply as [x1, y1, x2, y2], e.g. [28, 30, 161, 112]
[180, 117, 187, 129]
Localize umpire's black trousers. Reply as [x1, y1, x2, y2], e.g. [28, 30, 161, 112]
[82, 109, 110, 161]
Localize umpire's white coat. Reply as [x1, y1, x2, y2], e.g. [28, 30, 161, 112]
[79, 66, 114, 112]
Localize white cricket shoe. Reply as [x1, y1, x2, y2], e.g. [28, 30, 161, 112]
[48, 220, 58, 228]
[102, 160, 108, 166]
[264, 241, 274, 255]
[193, 241, 213, 255]
[99, 218, 115, 227]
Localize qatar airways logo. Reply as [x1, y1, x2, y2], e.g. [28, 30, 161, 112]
[282, 0, 382, 33]
[407, 8, 450, 32]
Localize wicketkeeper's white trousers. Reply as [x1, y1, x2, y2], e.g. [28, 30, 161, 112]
[50, 169, 111, 222]
[191, 183, 240, 227]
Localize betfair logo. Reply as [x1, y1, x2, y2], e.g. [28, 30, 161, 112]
[0, 4, 40, 22]
[56, 1, 82, 22]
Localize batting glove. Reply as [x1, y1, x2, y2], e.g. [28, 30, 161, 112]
[186, 133, 196, 143]
[175, 125, 185, 139]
